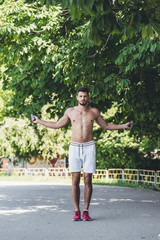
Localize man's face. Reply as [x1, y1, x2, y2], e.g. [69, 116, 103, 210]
[76, 91, 89, 106]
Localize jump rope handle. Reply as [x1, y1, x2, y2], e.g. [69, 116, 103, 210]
[31, 114, 36, 121]
[129, 120, 133, 128]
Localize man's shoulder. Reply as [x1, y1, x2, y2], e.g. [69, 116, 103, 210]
[89, 107, 100, 117]
[90, 107, 99, 113]
[65, 107, 74, 115]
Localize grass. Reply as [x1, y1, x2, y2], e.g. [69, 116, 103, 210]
[0, 175, 159, 192]
[0, 175, 72, 184]
[93, 179, 160, 191]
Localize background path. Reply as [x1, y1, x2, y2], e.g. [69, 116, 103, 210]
[0, 182, 160, 240]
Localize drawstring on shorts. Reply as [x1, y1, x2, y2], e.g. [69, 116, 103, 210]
[78, 144, 83, 157]
[70, 140, 94, 158]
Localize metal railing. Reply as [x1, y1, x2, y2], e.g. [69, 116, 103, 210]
[123, 169, 139, 185]
[0, 167, 160, 189]
[92, 169, 107, 181]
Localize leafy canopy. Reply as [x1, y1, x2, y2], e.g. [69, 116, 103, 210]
[58, 0, 160, 45]
[0, 0, 160, 168]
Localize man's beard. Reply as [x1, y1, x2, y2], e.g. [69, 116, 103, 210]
[79, 101, 87, 106]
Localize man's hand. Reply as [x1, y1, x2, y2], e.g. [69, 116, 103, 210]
[125, 121, 133, 129]
[31, 115, 39, 124]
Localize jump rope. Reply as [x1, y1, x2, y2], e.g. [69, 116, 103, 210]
[31, 114, 133, 161]
[97, 120, 133, 153]
[31, 114, 58, 161]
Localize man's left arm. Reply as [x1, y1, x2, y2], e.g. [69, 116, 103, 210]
[95, 114, 133, 130]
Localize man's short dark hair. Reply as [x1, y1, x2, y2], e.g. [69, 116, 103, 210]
[77, 87, 89, 95]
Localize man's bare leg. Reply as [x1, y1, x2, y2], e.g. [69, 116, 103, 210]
[72, 172, 81, 211]
[83, 173, 92, 210]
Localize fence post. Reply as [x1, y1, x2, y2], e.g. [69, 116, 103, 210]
[25, 168, 28, 176]
[65, 168, 68, 179]
[137, 170, 139, 186]
[106, 170, 108, 182]
[122, 170, 124, 183]
[154, 171, 156, 188]
[45, 168, 48, 178]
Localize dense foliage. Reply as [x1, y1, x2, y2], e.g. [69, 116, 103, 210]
[60, 0, 160, 44]
[0, 0, 160, 169]
[0, 112, 71, 161]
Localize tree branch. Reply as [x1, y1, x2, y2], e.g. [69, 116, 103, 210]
[134, 68, 143, 96]
[88, 33, 111, 58]
[62, 16, 71, 26]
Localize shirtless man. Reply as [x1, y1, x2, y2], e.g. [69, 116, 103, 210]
[31, 87, 133, 221]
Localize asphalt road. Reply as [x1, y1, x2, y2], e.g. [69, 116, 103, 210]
[0, 182, 160, 240]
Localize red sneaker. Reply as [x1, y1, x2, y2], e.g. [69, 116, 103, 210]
[83, 210, 91, 221]
[72, 211, 81, 221]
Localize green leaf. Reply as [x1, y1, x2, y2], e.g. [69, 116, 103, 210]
[151, 21, 160, 36]
[147, 23, 153, 37]
[146, 57, 150, 65]
[142, 25, 148, 39]
[84, 0, 94, 13]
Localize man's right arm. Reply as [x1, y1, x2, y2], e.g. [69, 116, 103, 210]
[31, 109, 70, 129]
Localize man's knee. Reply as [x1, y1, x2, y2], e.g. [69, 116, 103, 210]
[72, 172, 81, 185]
[84, 173, 92, 186]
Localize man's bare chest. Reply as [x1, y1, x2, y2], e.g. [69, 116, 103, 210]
[69, 110, 96, 124]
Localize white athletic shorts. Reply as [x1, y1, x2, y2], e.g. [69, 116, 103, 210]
[68, 140, 96, 173]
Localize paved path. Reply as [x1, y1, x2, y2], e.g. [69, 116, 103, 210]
[0, 182, 160, 240]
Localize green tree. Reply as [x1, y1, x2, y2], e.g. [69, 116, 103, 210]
[0, 79, 12, 122]
[0, 0, 160, 168]
[59, 0, 160, 45]
[0, 0, 71, 117]
[0, 115, 71, 161]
